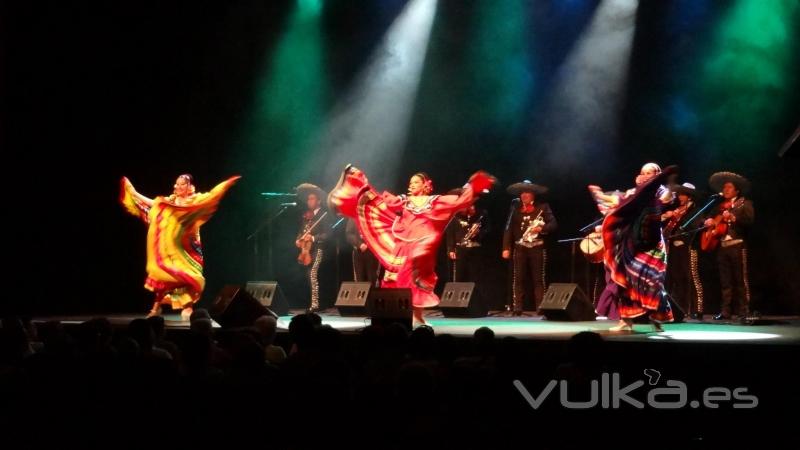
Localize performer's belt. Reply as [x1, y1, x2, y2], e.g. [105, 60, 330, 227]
[457, 242, 481, 248]
[720, 239, 744, 248]
[516, 239, 544, 248]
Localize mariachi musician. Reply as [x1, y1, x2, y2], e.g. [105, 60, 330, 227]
[446, 197, 489, 283]
[295, 183, 332, 312]
[663, 182, 705, 319]
[502, 180, 557, 315]
[701, 172, 754, 320]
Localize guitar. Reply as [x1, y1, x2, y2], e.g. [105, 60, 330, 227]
[700, 198, 745, 251]
[297, 211, 328, 266]
[579, 231, 604, 263]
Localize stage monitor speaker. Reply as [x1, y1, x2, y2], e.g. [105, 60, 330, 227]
[367, 288, 413, 329]
[439, 282, 487, 317]
[335, 282, 372, 316]
[211, 285, 274, 328]
[245, 281, 289, 317]
[539, 283, 596, 321]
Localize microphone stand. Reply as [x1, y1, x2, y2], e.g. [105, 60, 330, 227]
[679, 196, 720, 231]
[247, 191, 297, 279]
[247, 203, 292, 280]
[579, 217, 603, 233]
[558, 217, 603, 285]
[330, 217, 345, 302]
[503, 200, 519, 314]
[667, 225, 707, 241]
[490, 200, 519, 316]
[561, 216, 604, 299]
[557, 237, 585, 284]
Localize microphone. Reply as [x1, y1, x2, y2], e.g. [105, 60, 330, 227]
[511, 198, 521, 203]
[710, 192, 723, 198]
[280, 202, 297, 207]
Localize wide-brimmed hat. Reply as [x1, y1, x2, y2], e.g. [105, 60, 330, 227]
[507, 180, 548, 196]
[295, 183, 327, 202]
[670, 182, 700, 198]
[709, 172, 750, 195]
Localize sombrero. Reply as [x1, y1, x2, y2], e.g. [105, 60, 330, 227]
[507, 180, 548, 196]
[709, 172, 750, 195]
[295, 183, 327, 202]
[670, 182, 700, 198]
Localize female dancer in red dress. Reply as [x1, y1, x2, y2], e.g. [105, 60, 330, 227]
[329, 165, 496, 327]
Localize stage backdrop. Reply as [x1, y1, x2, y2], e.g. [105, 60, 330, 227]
[5, 0, 799, 316]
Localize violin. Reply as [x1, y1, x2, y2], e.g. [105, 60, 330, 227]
[296, 211, 328, 266]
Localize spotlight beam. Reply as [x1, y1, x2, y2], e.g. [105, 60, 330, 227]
[536, 0, 639, 175]
[313, 0, 438, 189]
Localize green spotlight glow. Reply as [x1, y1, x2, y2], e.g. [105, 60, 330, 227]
[700, 0, 800, 160]
[298, 0, 323, 19]
[237, 0, 327, 185]
[465, 0, 532, 128]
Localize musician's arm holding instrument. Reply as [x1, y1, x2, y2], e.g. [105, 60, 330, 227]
[311, 211, 332, 244]
[451, 212, 488, 260]
[501, 204, 556, 259]
[703, 199, 753, 229]
[729, 200, 754, 226]
[296, 210, 332, 246]
[537, 203, 558, 236]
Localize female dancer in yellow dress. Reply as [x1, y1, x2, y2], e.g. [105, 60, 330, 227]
[120, 174, 240, 320]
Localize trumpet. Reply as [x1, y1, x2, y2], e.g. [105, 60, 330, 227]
[460, 216, 483, 246]
[519, 210, 545, 244]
